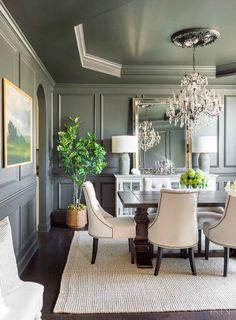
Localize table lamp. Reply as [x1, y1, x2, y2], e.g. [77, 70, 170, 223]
[112, 135, 138, 175]
[191, 136, 217, 173]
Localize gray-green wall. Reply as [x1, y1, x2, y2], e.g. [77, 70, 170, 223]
[53, 85, 236, 215]
[0, 9, 54, 273]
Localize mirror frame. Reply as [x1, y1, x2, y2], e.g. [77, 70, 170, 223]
[132, 97, 191, 171]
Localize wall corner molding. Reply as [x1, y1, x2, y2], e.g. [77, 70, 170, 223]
[74, 23, 122, 78]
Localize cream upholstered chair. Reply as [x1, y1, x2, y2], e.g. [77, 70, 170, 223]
[203, 195, 236, 277]
[144, 177, 171, 220]
[82, 181, 136, 264]
[0, 217, 44, 320]
[197, 208, 223, 252]
[148, 189, 198, 276]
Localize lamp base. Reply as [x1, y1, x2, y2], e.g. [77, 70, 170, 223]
[199, 153, 210, 173]
[192, 153, 199, 170]
[119, 153, 130, 175]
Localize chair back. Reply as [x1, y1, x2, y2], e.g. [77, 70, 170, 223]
[207, 195, 236, 247]
[82, 181, 113, 238]
[148, 189, 198, 248]
[144, 177, 171, 191]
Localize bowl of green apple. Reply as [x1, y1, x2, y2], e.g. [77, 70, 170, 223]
[180, 169, 209, 189]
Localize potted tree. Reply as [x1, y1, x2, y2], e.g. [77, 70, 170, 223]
[57, 117, 106, 228]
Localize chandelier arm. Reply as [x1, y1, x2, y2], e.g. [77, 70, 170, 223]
[193, 47, 196, 72]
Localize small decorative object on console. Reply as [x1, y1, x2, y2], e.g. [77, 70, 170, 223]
[154, 160, 175, 175]
[224, 181, 236, 197]
[180, 168, 208, 189]
[131, 168, 141, 175]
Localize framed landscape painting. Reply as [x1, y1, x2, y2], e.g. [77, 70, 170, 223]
[3, 79, 32, 167]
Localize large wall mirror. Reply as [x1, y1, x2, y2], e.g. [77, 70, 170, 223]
[133, 97, 190, 172]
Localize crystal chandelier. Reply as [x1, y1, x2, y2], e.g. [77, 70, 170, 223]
[138, 105, 161, 151]
[166, 28, 223, 130]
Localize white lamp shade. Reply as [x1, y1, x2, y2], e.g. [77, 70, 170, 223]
[112, 135, 138, 153]
[192, 136, 217, 153]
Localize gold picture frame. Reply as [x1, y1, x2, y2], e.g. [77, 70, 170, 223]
[3, 79, 32, 167]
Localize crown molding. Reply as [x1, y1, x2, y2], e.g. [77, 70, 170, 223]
[54, 83, 236, 90]
[216, 62, 236, 78]
[0, 1, 55, 85]
[74, 24, 122, 77]
[122, 65, 216, 79]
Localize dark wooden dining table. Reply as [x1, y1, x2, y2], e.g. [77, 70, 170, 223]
[118, 190, 227, 268]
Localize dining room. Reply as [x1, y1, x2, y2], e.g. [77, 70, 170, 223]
[1, 0, 236, 319]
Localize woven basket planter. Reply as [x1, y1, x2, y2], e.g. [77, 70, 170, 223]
[66, 207, 87, 228]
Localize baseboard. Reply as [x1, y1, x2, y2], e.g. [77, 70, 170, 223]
[38, 220, 51, 232]
[17, 233, 38, 275]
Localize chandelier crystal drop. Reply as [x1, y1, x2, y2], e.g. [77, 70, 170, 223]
[139, 121, 161, 152]
[167, 28, 223, 130]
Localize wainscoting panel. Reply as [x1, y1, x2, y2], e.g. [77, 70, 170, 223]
[58, 93, 96, 135]
[0, 182, 37, 273]
[19, 55, 36, 179]
[224, 96, 236, 167]
[0, 32, 18, 83]
[57, 182, 74, 210]
[20, 198, 36, 251]
[0, 167, 19, 186]
[8, 208, 21, 256]
[100, 93, 134, 140]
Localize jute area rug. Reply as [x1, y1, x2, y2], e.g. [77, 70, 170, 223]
[54, 232, 236, 314]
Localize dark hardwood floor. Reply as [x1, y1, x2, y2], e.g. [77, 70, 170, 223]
[21, 227, 236, 320]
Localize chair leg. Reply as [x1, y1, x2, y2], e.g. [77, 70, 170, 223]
[128, 238, 135, 264]
[188, 247, 197, 275]
[205, 236, 210, 260]
[198, 230, 202, 253]
[154, 247, 163, 276]
[91, 238, 99, 264]
[128, 238, 131, 252]
[223, 247, 230, 277]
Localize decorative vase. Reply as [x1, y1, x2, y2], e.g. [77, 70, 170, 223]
[66, 207, 87, 228]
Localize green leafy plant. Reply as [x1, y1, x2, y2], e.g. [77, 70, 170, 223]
[57, 117, 106, 208]
[180, 168, 208, 189]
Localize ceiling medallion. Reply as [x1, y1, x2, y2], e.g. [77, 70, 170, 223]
[166, 28, 223, 130]
[171, 28, 220, 48]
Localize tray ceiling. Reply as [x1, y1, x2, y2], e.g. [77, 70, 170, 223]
[2, 0, 236, 84]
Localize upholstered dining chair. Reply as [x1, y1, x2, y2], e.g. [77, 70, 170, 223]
[203, 195, 236, 277]
[197, 208, 223, 253]
[82, 181, 136, 264]
[144, 177, 171, 221]
[148, 189, 198, 276]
